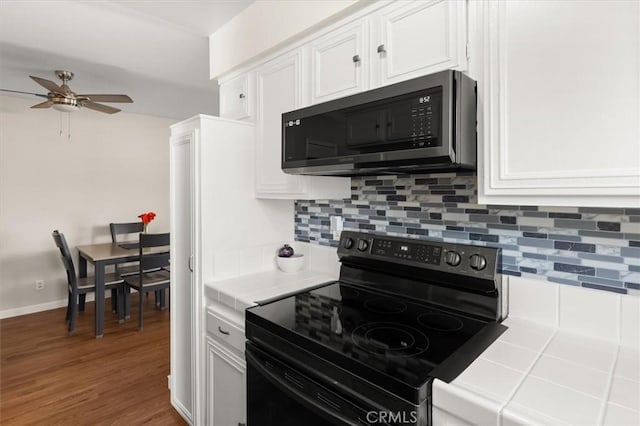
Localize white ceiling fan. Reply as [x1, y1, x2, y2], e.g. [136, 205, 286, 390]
[1, 70, 133, 114]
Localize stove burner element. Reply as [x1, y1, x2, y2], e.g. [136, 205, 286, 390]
[364, 297, 407, 314]
[417, 312, 464, 332]
[351, 322, 429, 358]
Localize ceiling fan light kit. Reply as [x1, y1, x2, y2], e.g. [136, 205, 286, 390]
[50, 96, 80, 113]
[0, 70, 133, 114]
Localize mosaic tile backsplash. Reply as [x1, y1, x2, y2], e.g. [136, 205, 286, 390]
[295, 173, 640, 295]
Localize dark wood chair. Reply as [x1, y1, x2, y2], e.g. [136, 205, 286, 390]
[109, 222, 144, 276]
[110, 221, 166, 309]
[123, 232, 170, 331]
[110, 221, 161, 311]
[52, 230, 124, 335]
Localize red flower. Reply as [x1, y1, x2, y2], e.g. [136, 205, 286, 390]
[138, 211, 156, 224]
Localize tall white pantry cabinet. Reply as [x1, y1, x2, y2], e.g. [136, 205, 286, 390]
[169, 116, 256, 425]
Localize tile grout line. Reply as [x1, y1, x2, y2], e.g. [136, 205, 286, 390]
[496, 327, 558, 426]
[554, 281, 560, 328]
[597, 295, 623, 426]
[597, 345, 621, 426]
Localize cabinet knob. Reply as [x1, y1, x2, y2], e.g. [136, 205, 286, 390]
[377, 44, 386, 54]
[239, 93, 245, 99]
[352, 54, 360, 64]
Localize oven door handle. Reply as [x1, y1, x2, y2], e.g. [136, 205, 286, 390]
[246, 346, 381, 426]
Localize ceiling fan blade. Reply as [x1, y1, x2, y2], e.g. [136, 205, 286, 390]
[0, 88, 48, 98]
[31, 101, 53, 109]
[82, 101, 121, 114]
[30, 76, 64, 94]
[76, 94, 133, 103]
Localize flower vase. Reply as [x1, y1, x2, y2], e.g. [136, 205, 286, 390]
[141, 223, 149, 253]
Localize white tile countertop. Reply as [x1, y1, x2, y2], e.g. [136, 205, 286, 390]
[205, 268, 337, 313]
[434, 276, 640, 426]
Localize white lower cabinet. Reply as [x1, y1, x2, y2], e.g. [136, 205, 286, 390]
[206, 337, 247, 426]
[206, 306, 247, 426]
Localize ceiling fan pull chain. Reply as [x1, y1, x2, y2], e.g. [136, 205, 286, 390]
[59, 112, 63, 137]
[68, 112, 71, 140]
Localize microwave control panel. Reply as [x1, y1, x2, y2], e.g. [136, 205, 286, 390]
[386, 87, 443, 149]
[411, 95, 437, 146]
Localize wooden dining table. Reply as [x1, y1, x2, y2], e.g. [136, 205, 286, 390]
[76, 241, 168, 338]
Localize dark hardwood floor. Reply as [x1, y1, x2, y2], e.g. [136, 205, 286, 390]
[0, 294, 186, 425]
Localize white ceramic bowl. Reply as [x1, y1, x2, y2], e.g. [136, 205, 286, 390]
[276, 254, 305, 273]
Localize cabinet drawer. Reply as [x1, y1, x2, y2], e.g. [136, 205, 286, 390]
[207, 310, 245, 353]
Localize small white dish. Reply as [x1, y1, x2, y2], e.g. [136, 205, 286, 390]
[276, 254, 305, 273]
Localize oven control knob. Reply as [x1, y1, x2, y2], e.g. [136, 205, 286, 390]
[445, 250, 461, 266]
[357, 239, 369, 252]
[343, 237, 354, 249]
[470, 254, 487, 271]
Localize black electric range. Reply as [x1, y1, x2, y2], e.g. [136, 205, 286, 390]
[245, 231, 507, 426]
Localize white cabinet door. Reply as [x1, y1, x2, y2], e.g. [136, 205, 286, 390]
[220, 74, 250, 120]
[309, 20, 368, 104]
[254, 50, 352, 200]
[206, 338, 246, 426]
[255, 50, 308, 197]
[374, 0, 467, 86]
[478, 0, 640, 207]
[169, 131, 195, 423]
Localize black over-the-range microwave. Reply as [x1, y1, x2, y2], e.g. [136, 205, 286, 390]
[282, 70, 477, 176]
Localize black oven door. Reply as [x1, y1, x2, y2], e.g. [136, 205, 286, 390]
[246, 343, 390, 426]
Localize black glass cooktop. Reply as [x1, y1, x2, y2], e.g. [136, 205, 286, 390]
[247, 281, 499, 403]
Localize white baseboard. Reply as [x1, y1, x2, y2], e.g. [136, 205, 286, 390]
[0, 292, 112, 319]
[0, 298, 68, 319]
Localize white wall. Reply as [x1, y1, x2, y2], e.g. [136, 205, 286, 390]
[0, 95, 175, 315]
[208, 0, 361, 78]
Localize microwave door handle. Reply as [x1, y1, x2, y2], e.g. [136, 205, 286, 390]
[246, 348, 379, 425]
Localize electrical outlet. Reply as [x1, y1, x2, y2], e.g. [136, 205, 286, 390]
[35, 280, 45, 290]
[330, 215, 344, 240]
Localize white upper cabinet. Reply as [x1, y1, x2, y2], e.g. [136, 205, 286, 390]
[255, 50, 307, 197]
[372, 0, 468, 86]
[219, 73, 251, 120]
[478, 0, 640, 207]
[309, 19, 369, 104]
[307, 0, 469, 96]
[255, 49, 351, 199]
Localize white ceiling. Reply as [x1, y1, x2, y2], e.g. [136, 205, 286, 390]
[0, 0, 254, 120]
